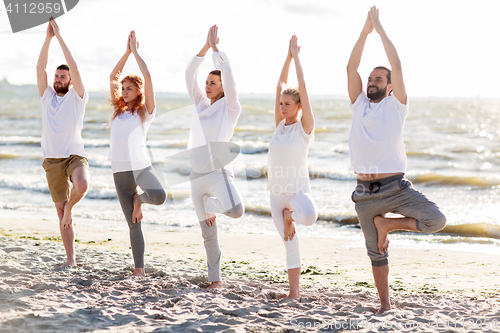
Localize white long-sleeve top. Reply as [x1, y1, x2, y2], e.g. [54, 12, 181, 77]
[185, 51, 241, 174]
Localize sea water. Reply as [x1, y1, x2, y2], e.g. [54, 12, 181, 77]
[1, 82, 499, 255]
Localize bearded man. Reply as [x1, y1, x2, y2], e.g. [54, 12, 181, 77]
[346, 6, 446, 313]
[36, 18, 90, 267]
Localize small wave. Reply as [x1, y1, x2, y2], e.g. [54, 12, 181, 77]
[244, 204, 359, 225]
[0, 136, 41, 146]
[0, 153, 21, 159]
[440, 223, 500, 240]
[308, 165, 356, 181]
[0, 179, 50, 195]
[243, 203, 271, 216]
[82, 138, 110, 148]
[234, 126, 272, 133]
[233, 140, 269, 154]
[318, 211, 359, 224]
[240, 165, 267, 179]
[147, 139, 189, 149]
[410, 172, 500, 187]
[406, 151, 454, 160]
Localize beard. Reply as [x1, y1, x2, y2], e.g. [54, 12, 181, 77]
[53, 82, 70, 94]
[367, 85, 388, 101]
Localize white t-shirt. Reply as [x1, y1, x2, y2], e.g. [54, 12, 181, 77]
[109, 107, 156, 173]
[267, 118, 314, 195]
[348, 92, 408, 174]
[40, 86, 88, 158]
[185, 51, 241, 174]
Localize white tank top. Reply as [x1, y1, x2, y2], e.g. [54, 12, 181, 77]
[109, 108, 155, 173]
[267, 118, 314, 195]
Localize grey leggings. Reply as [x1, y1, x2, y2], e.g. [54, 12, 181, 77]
[190, 169, 244, 282]
[352, 174, 446, 267]
[113, 166, 166, 268]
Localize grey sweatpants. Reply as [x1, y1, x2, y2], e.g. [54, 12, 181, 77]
[113, 166, 166, 268]
[352, 174, 446, 267]
[190, 169, 244, 282]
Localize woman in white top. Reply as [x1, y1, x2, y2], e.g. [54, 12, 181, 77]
[186, 25, 244, 289]
[268, 36, 318, 298]
[109, 31, 166, 277]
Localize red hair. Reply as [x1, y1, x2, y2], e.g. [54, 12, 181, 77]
[110, 74, 147, 123]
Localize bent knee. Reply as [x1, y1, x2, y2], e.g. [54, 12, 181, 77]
[225, 203, 244, 219]
[294, 210, 317, 226]
[151, 190, 167, 205]
[417, 211, 447, 233]
[73, 179, 89, 194]
[302, 211, 318, 226]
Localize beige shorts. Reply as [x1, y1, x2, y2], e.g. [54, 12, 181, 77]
[42, 155, 89, 202]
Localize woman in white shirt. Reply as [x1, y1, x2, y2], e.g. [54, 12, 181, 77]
[268, 36, 318, 298]
[109, 31, 166, 277]
[186, 25, 244, 289]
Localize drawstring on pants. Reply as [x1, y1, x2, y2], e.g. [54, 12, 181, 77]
[369, 181, 382, 195]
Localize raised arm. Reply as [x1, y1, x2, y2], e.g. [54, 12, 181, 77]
[109, 35, 131, 104]
[210, 26, 241, 114]
[129, 31, 155, 113]
[347, 11, 373, 104]
[291, 36, 314, 135]
[370, 6, 406, 104]
[185, 27, 212, 106]
[50, 19, 85, 98]
[275, 41, 292, 127]
[197, 25, 214, 57]
[36, 21, 54, 97]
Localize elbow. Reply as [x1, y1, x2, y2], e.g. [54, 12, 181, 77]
[346, 64, 357, 73]
[110, 71, 121, 81]
[36, 62, 47, 73]
[391, 60, 402, 71]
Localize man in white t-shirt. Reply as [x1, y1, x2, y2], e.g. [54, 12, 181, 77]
[36, 18, 90, 267]
[346, 7, 446, 313]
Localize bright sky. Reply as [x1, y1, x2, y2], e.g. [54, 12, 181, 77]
[1, 0, 499, 98]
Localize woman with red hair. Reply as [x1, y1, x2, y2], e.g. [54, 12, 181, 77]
[109, 30, 166, 276]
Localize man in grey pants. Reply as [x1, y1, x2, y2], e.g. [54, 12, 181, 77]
[346, 6, 446, 313]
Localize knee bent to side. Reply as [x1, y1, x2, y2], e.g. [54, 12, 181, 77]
[418, 211, 447, 233]
[150, 189, 167, 206]
[224, 203, 244, 219]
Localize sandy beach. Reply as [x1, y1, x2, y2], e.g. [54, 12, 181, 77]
[0, 214, 498, 332]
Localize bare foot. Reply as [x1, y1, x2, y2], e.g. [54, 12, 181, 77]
[61, 201, 73, 230]
[285, 291, 300, 299]
[374, 215, 390, 254]
[132, 193, 143, 223]
[203, 194, 216, 227]
[132, 268, 145, 277]
[55, 259, 75, 268]
[376, 305, 391, 314]
[283, 208, 296, 242]
[207, 281, 223, 289]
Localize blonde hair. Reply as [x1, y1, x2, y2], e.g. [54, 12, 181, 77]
[281, 86, 301, 105]
[110, 74, 147, 123]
